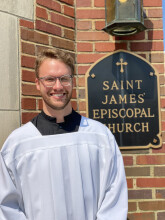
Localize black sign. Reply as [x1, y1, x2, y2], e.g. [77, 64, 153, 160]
[86, 50, 162, 149]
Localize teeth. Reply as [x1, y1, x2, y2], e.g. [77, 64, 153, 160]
[52, 94, 63, 97]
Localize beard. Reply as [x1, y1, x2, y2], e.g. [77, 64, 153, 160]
[42, 92, 72, 111]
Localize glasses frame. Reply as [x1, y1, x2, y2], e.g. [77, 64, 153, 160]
[38, 74, 74, 87]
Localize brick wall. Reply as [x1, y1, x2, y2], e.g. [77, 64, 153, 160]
[76, 0, 165, 219]
[20, 0, 165, 219]
[20, 0, 76, 124]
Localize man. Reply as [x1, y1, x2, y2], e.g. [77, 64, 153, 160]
[0, 49, 128, 220]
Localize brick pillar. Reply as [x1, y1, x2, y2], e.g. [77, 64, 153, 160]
[20, 0, 76, 123]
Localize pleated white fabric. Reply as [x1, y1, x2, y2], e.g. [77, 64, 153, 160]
[0, 116, 128, 220]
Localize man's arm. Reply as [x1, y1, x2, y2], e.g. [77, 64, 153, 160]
[97, 132, 128, 220]
[0, 154, 27, 220]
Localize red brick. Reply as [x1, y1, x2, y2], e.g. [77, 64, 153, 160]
[63, 5, 74, 17]
[137, 53, 147, 59]
[78, 89, 85, 99]
[160, 98, 165, 108]
[72, 77, 76, 87]
[72, 89, 77, 99]
[22, 112, 39, 124]
[137, 178, 165, 187]
[22, 83, 41, 96]
[77, 53, 104, 64]
[159, 75, 165, 85]
[121, 148, 150, 155]
[150, 53, 164, 63]
[76, 9, 105, 19]
[51, 37, 75, 51]
[95, 21, 105, 30]
[78, 65, 90, 75]
[79, 101, 86, 111]
[51, 12, 74, 29]
[139, 201, 165, 211]
[143, 0, 162, 7]
[125, 167, 150, 176]
[78, 77, 85, 87]
[128, 189, 152, 200]
[94, 0, 105, 7]
[161, 122, 165, 131]
[162, 112, 165, 121]
[21, 28, 49, 45]
[38, 99, 43, 110]
[160, 86, 165, 95]
[123, 156, 133, 166]
[148, 9, 163, 18]
[36, 6, 48, 20]
[22, 98, 36, 110]
[127, 179, 133, 188]
[77, 21, 92, 30]
[162, 132, 165, 141]
[153, 64, 164, 73]
[156, 189, 165, 199]
[76, 0, 91, 7]
[148, 30, 164, 40]
[64, 29, 75, 40]
[21, 42, 35, 55]
[21, 56, 35, 69]
[36, 20, 62, 36]
[127, 212, 155, 220]
[77, 32, 109, 41]
[128, 202, 137, 212]
[157, 212, 165, 220]
[36, 0, 61, 12]
[144, 19, 163, 29]
[137, 155, 165, 165]
[59, 0, 74, 6]
[20, 19, 34, 29]
[130, 42, 164, 51]
[22, 70, 36, 82]
[154, 167, 165, 177]
[95, 42, 127, 52]
[70, 101, 77, 110]
[77, 42, 93, 52]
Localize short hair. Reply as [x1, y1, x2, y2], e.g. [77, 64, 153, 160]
[35, 48, 75, 78]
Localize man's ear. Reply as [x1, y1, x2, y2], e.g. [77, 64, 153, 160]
[35, 78, 40, 91]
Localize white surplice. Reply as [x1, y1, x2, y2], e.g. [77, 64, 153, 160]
[0, 116, 128, 220]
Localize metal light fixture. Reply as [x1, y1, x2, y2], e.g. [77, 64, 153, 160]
[103, 0, 146, 36]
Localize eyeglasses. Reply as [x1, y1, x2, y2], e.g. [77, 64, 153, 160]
[38, 74, 73, 87]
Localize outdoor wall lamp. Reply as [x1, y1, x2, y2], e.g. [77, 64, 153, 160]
[103, 0, 146, 36]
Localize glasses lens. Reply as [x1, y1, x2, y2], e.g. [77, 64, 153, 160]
[43, 76, 55, 87]
[60, 75, 72, 86]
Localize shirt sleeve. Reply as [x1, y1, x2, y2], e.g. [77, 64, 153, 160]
[96, 131, 128, 220]
[0, 153, 27, 220]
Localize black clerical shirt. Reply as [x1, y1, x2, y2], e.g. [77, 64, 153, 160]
[31, 110, 81, 135]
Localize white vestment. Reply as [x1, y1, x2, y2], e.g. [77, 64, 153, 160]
[0, 116, 128, 220]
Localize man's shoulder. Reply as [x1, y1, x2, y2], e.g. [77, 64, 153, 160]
[1, 122, 39, 154]
[80, 116, 113, 136]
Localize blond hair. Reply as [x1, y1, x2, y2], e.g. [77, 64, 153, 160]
[35, 49, 75, 78]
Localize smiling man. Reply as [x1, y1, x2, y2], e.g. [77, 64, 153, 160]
[0, 49, 128, 220]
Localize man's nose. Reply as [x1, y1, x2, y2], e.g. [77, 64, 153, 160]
[52, 78, 63, 89]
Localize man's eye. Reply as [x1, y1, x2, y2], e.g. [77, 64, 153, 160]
[61, 76, 69, 82]
[45, 77, 54, 82]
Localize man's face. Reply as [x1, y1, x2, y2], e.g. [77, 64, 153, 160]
[36, 58, 73, 116]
